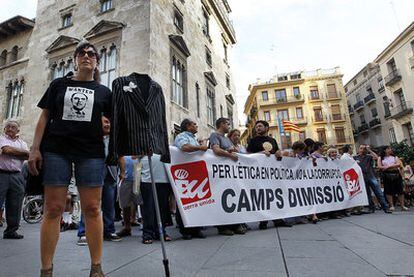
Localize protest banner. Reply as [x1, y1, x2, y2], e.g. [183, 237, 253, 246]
[165, 147, 368, 227]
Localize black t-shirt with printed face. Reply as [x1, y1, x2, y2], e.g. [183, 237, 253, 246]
[247, 135, 279, 154]
[38, 76, 112, 158]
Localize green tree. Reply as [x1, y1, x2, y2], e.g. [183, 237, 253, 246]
[390, 140, 414, 164]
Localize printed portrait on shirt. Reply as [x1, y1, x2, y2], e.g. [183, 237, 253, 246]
[62, 87, 95, 122]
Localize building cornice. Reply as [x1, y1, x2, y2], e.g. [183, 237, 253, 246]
[0, 15, 34, 40]
[374, 21, 414, 63]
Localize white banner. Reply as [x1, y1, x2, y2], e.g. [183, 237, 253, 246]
[165, 147, 368, 227]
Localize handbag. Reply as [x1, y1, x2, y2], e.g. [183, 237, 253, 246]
[26, 170, 44, 196]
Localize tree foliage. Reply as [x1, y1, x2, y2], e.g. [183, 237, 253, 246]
[390, 140, 414, 164]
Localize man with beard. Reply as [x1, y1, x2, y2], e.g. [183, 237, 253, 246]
[247, 120, 292, 229]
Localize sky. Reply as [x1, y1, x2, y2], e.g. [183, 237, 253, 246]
[228, 0, 414, 122]
[2, 1, 414, 123]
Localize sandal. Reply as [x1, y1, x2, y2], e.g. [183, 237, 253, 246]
[164, 235, 172, 241]
[142, 239, 153, 244]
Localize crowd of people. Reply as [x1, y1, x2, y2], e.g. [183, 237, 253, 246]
[0, 41, 412, 277]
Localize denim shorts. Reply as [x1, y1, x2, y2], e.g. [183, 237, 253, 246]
[42, 152, 105, 187]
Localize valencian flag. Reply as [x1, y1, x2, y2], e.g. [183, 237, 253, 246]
[282, 119, 301, 132]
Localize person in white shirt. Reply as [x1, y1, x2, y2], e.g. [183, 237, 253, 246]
[340, 145, 353, 160]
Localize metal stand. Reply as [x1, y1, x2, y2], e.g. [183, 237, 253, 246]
[148, 155, 170, 277]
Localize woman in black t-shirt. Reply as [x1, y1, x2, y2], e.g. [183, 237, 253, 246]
[28, 41, 110, 277]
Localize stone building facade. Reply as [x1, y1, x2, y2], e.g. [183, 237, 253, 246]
[345, 21, 414, 148]
[0, 0, 238, 143]
[345, 63, 391, 147]
[243, 67, 355, 149]
[374, 22, 414, 146]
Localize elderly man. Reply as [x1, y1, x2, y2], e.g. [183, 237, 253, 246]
[0, 120, 29, 239]
[174, 118, 208, 240]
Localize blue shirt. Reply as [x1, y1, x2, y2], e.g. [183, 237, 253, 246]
[140, 154, 169, 183]
[174, 131, 199, 149]
[124, 156, 138, 182]
[209, 132, 233, 151]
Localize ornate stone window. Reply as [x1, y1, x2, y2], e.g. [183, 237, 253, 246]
[0, 50, 6, 66]
[99, 44, 117, 88]
[5, 80, 24, 119]
[10, 46, 18, 62]
[52, 59, 74, 80]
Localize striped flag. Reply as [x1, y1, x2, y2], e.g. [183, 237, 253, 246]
[282, 120, 301, 132]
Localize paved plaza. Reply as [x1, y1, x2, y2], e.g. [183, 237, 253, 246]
[1, 210, 414, 277]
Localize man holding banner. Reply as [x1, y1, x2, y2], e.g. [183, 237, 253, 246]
[209, 118, 245, 236]
[173, 119, 208, 240]
[165, 145, 369, 228]
[246, 120, 292, 229]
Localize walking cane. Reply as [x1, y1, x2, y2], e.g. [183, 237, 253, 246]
[148, 154, 170, 277]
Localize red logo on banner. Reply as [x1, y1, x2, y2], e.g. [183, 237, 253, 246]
[343, 168, 361, 198]
[171, 161, 212, 205]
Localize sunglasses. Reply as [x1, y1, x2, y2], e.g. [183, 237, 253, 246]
[78, 50, 98, 59]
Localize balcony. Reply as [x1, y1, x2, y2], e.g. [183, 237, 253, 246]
[291, 117, 308, 125]
[331, 113, 346, 122]
[249, 105, 258, 118]
[364, 93, 376, 105]
[336, 136, 353, 145]
[348, 105, 354, 115]
[353, 129, 359, 137]
[353, 100, 364, 111]
[390, 101, 414, 119]
[385, 69, 402, 86]
[327, 92, 341, 100]
[312, 115, 327, 124]
[209, 0, 236, 44]
[258, 95, 305, 106]
[308, 93, 324, 102]
[358, 123, 369, 134]
[267, 117, 308, 128]
[369, 118, 381, 129]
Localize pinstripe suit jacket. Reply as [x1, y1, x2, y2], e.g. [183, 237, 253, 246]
[108, 73, 170, 164]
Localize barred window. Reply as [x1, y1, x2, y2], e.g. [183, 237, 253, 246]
[62, 13, 72, 28]
[5, 81, 24, 119]
[101, 0, 112, 12]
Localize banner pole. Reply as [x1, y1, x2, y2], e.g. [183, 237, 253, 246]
[148, 155, 170, 277]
